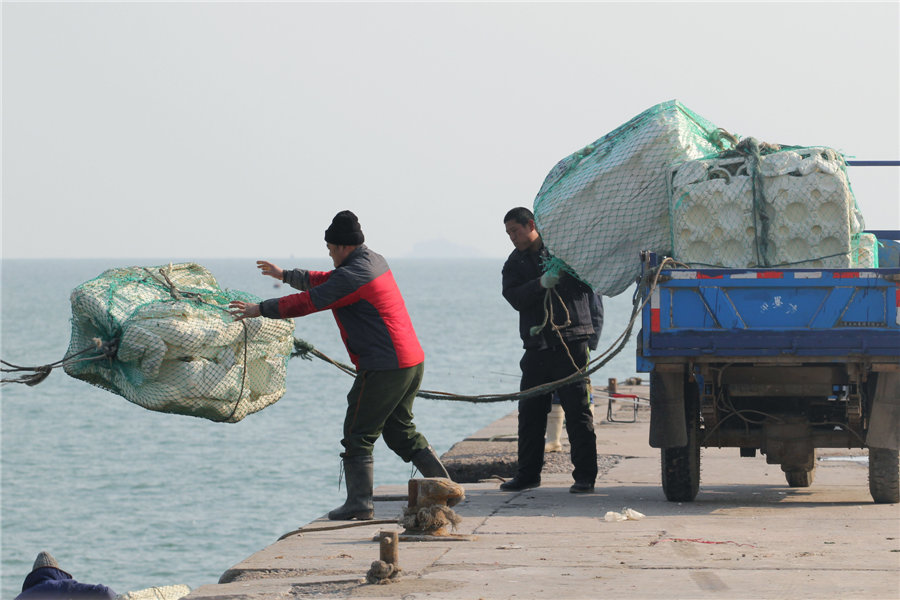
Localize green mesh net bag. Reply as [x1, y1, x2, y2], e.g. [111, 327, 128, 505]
[63, 263, 295, 423]
[533, 100, 729, 296]
[669, 143, 869, 268]
[851, 232, 879, 268]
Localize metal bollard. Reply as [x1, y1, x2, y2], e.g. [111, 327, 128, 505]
[367, 531, 401, 584]
[379, 531, 399, 567]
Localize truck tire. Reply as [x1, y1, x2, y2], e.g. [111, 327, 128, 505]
[661, 376, 700, 502]
[868, 447, 900, 504]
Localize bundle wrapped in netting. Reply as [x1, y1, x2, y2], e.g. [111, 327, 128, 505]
[533, 100, 730, 296]
[670, 143, 870, 268]
[64, 263, 294, 423]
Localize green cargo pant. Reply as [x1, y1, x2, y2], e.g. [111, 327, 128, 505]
[341, 362, 430, 460]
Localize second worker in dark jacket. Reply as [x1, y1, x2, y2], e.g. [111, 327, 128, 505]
[500, 206, 600, 493]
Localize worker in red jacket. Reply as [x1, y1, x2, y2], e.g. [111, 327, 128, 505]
[230, 210, 448, 520]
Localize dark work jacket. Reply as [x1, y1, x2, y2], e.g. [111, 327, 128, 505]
[502, 244, 597, 350]
[260, 245, 424, 371]
[588, 292, 604, 351]
[16, 567, 115, 599]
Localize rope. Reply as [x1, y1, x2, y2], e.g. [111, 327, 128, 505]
[289, 258, 671, 404]
[737, 138, 770, 266]
[277, 519, 399, 541]
[680, 250, 851, 269]
[526, 258, 580, 370]
[419, 258, 670, 402]
[5, 262, 669, 406]
[527, 255, 592, 374]
[1, 338, 118, 386]
[708, 128, 739, 151]
[217, 322, 249, 424]
[530, 287, 572, 339]
[291, 339, 356, 376]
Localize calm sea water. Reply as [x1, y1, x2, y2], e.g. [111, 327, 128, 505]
[0, 258, 639, 598]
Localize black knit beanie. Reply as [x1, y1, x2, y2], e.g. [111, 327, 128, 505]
[324, 210, 365, 246]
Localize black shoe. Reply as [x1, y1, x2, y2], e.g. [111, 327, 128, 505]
[569, 481, 595, 494]
[499, 476, 541, 491]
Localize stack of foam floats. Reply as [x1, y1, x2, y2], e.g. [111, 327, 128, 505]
[669, 146, 874, 269]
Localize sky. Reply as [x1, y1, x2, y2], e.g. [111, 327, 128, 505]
[3, 1, 898, 260]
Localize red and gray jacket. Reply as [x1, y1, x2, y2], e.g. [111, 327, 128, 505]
[259, 245, 424, 371]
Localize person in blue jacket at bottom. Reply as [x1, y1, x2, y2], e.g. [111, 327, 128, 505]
[15, 551, 115, 599]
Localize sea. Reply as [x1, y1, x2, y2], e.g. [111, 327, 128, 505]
[0, 257, 640, 598]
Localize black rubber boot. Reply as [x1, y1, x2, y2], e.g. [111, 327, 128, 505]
[328, 455, 374, 520]
[411, 445, 451, 479]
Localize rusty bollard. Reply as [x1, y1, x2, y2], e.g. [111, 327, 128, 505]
[608, 377, 618, 394]
[366, 530, 401, 584]
[399, 478, 477, 541]
[380, 530, 399, 565]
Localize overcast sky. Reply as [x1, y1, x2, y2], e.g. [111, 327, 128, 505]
[3, 2, 898, 260]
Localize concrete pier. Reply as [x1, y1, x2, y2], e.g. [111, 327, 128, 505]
[185, 383, 900, 599]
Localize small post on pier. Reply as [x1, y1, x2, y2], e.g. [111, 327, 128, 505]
[379, 530, 399, 567]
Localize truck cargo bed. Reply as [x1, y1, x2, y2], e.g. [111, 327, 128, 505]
[641, 266, 900, 359]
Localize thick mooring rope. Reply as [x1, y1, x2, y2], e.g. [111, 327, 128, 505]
[293, 258, 671, 403]
[4, 261, 671, 406]
[1, 338, 118, 386]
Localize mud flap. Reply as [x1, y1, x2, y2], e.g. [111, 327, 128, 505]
[867, 372, 900, 450]
[649, 369, 686, 448]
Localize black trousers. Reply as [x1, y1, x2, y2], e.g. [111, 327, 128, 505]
[517, 340, 598, 484]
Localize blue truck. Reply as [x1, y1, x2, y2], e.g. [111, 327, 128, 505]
[636, 232, 900, 503]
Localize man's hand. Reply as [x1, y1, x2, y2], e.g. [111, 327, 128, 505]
[229, 300, 261, 321]
[540, 271, 560, 289]
[257, 260, 283, 280]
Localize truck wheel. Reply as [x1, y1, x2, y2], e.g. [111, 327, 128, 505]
[661, 377, 700, 502]
[868, 447, 900, 504]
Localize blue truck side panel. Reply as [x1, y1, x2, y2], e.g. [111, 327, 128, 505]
[640, 268, 900, 364]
